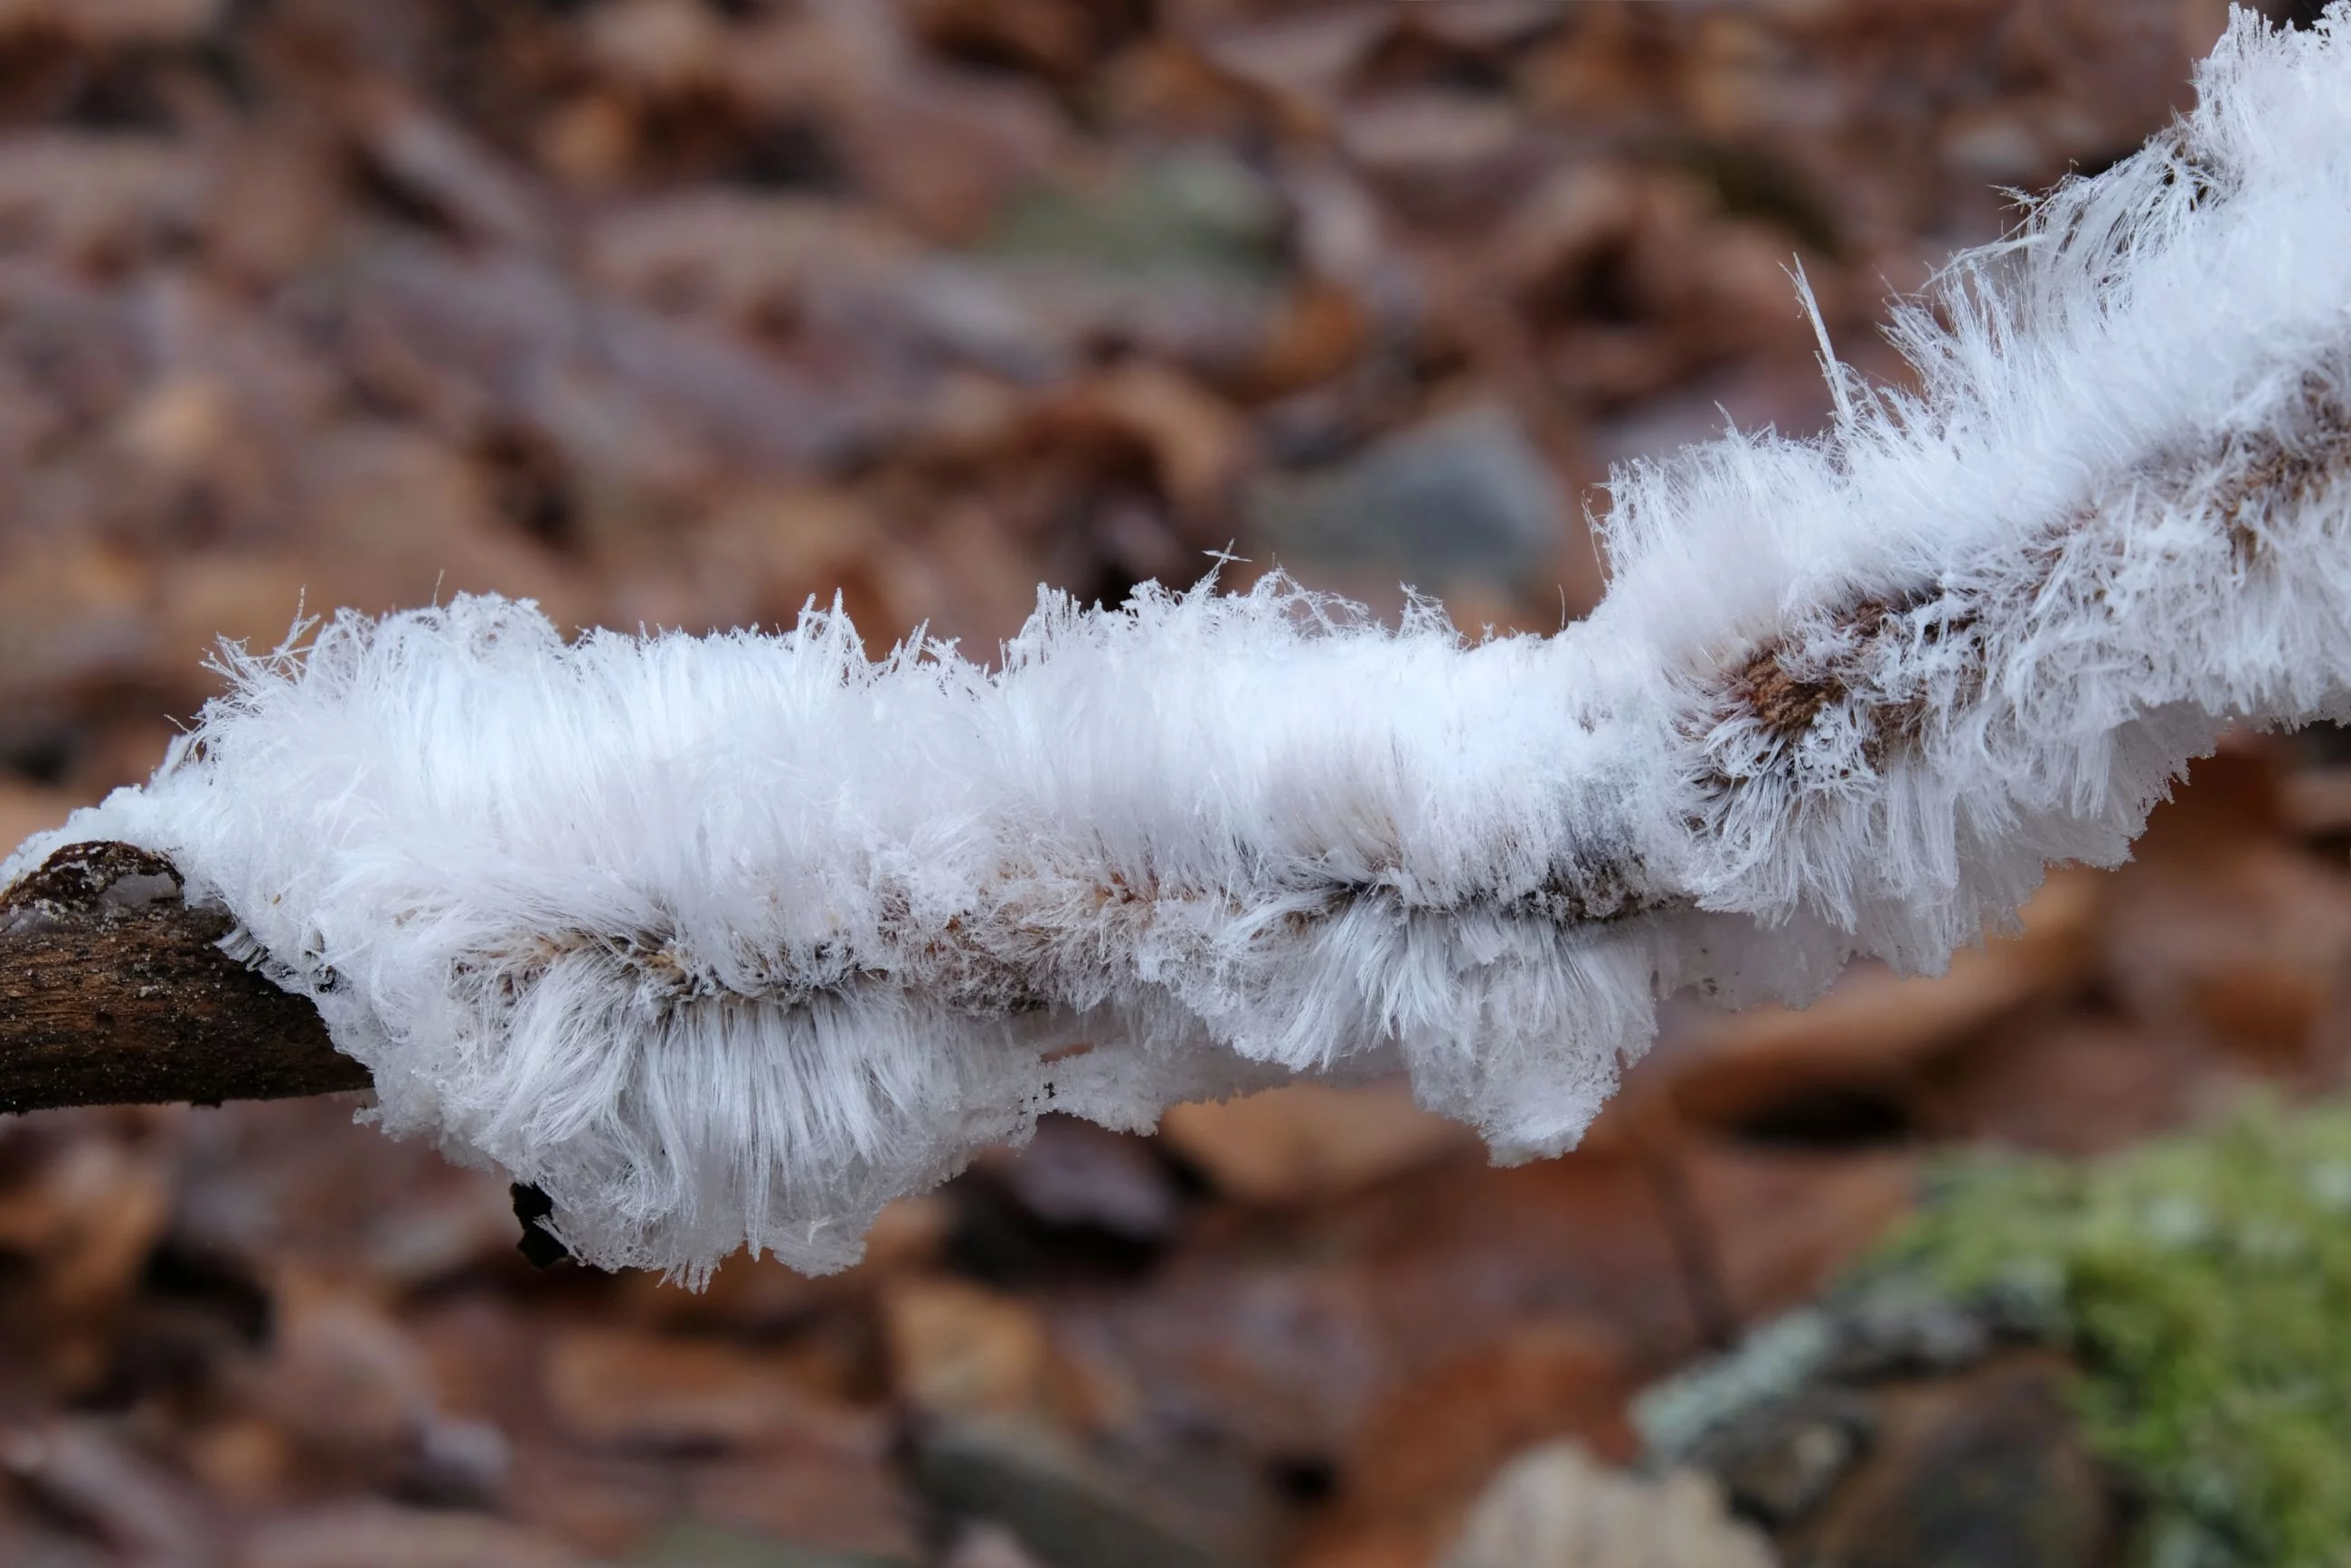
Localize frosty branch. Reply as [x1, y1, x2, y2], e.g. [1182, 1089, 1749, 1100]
[9, 353, 2338, 1123]
[4, 8, 2349, 1281]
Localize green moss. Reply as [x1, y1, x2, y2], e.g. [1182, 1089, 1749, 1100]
[1859, 1104, 2351, 1568]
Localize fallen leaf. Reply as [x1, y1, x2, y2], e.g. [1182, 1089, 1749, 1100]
[543, 1327, 880, 1453]
[1158, 1080, 1473, 1206]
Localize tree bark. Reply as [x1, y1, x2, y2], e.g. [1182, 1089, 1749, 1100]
[0, 841, 365, 1114]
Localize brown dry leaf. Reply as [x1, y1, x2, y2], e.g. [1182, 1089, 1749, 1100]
[1194, 8, 1390, 123]
[0, 540, 154, 711]
[832, 71, 1067, 241]
[2101, 838, 2351, 1071]
[0, 779, 76, 855]
[149, 553, 321, 688]
[1051, 364, 1253, 519]
[1911, 1015, 2226, 1157]
[1337, 90, 1534, 225]
[204, 130, 343, 285]
[656, 481, 892, 636]
[1158, 1080, 1474, 1206]
[883, 1276, 1075, 1423]
[502, 1452, 676, 1563]
[183, 1416, 297, 1510]
[0, 1111, 180, 1393]
[1401, 2, 1564, 54]
[581, 0, 730, 101]
[1097, 37, 1271, 143]
[101, 373, 285, 555]
[1067, 1146, 1710, 1469]
[0, 0, 221, 45]
[534, 93, 637, 192]
[864, 1194, 958, 1273]
[255, 1273, 436, 1466]
[1234, 279, 1369, 401]
[59, 717, 172, 797]
[341, 83, 550, 252]
[910, 0, 1099, 81]
[713, 5, 907, 124]
[1670, 1145, 1918, 1330]
[2076, 747, 2351, 1073]
[864, 501, 1049, 650]
[686, 1446, 927, 1563]
[991, 1116, 1181, 1240]
[2280, 762, 2351, 838]
[239, 1503, 585, 1568]
[0, 134, 215, 269]
[603, 1252, 831, 1341]
[172, 1099, 518, 1289]
[341, 248, 873, 478]
[2, 1417, 216, 1568]
[292, 424, 597, 626]
[584, 193, 913, 327]
[117, 374, 240, 477]
[543, 1325, 880, 1453]
[1304, 1322, 1638, 1568]
[1663, 869, 2102, 1134]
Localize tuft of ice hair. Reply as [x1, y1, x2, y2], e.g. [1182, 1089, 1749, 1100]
[11, 7, 2351, 1280]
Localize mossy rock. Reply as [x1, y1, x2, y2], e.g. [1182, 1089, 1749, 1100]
[1855, 1101, 2351, 1568]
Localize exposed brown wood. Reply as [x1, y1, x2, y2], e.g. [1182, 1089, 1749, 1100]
[0, 841, 366, 1116]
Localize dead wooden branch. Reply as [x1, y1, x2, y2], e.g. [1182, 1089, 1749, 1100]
[0, 841, 365, 1115]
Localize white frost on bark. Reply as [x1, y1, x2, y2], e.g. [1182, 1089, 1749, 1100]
[10, 7, 2351, 1280]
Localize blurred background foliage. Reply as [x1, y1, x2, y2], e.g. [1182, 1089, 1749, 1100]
[0, 3, 2345, 1566]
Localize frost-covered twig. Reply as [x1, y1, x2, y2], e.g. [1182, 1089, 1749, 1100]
[8, 8, 2351, 1280]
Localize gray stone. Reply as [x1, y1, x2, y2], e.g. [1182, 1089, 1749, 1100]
[912, 1419, 1253, 1568]
[1246, 403, 1565, 592]
[1632, 1308, 1836, 1466]
[1685, 1389, 1875, 1528]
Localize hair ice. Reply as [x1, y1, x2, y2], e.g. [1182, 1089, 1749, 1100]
[11, 7, 2351, 1280]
